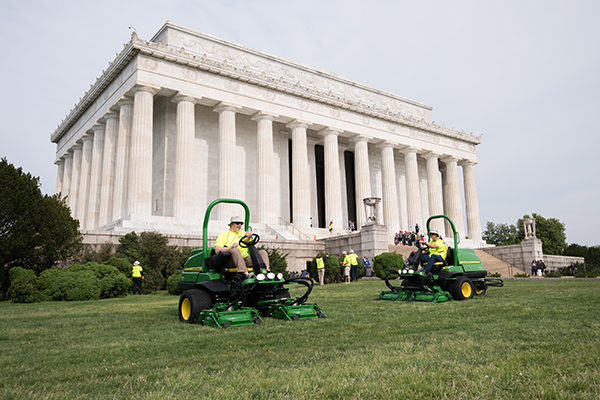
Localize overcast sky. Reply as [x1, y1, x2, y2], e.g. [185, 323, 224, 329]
[1, 0, 598, 246]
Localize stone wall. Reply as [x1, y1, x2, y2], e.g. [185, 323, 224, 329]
[542, 255, 585, 271]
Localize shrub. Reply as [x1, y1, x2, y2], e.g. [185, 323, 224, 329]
[167, 271, 183, 295]
[8, 267, 42, 303]
[261, 247, 290, 279]
[514, 273, 530, 278]
[372, 252, 404, 280]
[487, 272, 502, 278]
[104, 257, 133, 277]
[544, 271, 562, 278]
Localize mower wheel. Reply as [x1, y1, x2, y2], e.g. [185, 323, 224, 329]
[474, 281, 487, 296]
[449, 277, 474, 300]
[179, 289, 212, 323]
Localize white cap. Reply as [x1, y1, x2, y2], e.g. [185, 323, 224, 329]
[350, 249, 354, 253]
[133, 261, 140, 266]
[429, 229, 439, 236]
[229, 215, 244, 225]
[342, 251, 347, 255]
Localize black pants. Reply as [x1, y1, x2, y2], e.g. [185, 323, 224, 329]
[132, 277, 143, 294]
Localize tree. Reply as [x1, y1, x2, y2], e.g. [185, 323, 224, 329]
[482, 221, 519, 246]
[0, 158, 82, 298]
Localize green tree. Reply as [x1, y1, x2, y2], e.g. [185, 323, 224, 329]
[482, 221, 519, 246]
[0, 158, 82, 298]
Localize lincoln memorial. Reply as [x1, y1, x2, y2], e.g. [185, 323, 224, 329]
[51, 21, 484, 247]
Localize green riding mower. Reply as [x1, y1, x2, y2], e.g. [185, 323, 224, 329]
[377, 214, 503, 303]
[177, 198, 325, 328]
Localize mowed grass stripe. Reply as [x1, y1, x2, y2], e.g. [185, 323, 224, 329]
[1, 279, 599, 399]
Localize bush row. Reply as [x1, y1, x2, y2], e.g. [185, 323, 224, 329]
[8, 262, 129, 303]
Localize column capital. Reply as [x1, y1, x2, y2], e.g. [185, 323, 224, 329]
[318, 127, 341, 137]
[131, 83, 160, 96]
[91, 122, 106, 133]
[349, 134, 372, 144]
[376, 140, 398, 150]
[440, 155, 459, 164]
[286, 119, 311, 130]
[213, 102, 241, 114]
[55, 158, 65, 166]
[117, 96, 134, 107]
[104, 110, 119, 121]
[251, 111, 278, 122]
[459, 159, 478, 167]
[81, 133, 94, 143]
[399, 145, 421, 155]
[172, 93, 200, 104]
[422, 151, 441, 160]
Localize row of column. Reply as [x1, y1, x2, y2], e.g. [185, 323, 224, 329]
[55, 85, 482, 241]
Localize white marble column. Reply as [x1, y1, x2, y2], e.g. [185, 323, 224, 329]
[379, 142, 400, 234]
[214, 102, 240, 220]
[55, 159, 64, 196]
[402, 147, 423, 234]
[86, 123, 105, 230]
[77, 134, 93, 228]
[252, 112, 277, 224]
[441, 156, 465, 238]
[61, 151, 73, 201]
[69, 145, 83, 216]
[113, 98, 133, 220]
[320, 128, 343, 232]
[98, 111, 118, 227]
[460, 160, 482, 242]
[424, 152, 445, 237]
[351, 135, 371, 228]
[129, 85, 158, 217]
[173, 94, 199, 221]
[287, 120, 312, 229]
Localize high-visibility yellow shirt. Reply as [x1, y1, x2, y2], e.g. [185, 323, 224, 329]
[132, 265, 143, 278]
[348, 253, 359, 266]
[316, 257, 325, 269]
[215, 230, 249, 258]
[429, 238, 447, 259]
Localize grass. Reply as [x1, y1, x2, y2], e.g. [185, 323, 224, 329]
[1, 279, 599, 399]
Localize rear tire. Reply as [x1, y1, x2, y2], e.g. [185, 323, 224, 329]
[179, 289, 212, 323]
[449, 277, 474, 300]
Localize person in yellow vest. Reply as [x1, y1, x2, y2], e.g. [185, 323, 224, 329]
[315, 253, 326, 286]
[340, 251, 350, 284]
[131, 260, 144, 295]
[215, 215, 270, 279]
[348, 250, 359, 282]
[420, 229, 447, 273]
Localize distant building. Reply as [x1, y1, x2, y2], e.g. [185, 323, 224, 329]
[51, 21, 483, 244]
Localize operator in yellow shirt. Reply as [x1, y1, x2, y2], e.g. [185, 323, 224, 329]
[420, 229, 447, 273]
[131, 260, 144, 295]
[215, 215, 270, 278]
[348, 250, 359, 282]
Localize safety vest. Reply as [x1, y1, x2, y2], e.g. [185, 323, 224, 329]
[348, 253, 359, 266]
[215, 229, 249, 258]
[429, 238, 447, 259]
[316, 257, 325, 269]
[132, 265, 143, 278]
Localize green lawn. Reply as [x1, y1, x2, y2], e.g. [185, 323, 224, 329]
[1, 279, 599, 399]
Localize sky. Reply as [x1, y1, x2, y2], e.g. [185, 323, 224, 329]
[1, 0, 598, 246]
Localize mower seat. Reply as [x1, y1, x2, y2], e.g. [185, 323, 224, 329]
[205, 249, 253, 274]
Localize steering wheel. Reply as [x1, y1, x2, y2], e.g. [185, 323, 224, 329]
[239, 233, 260, 248]
[416, 240, 429, 251]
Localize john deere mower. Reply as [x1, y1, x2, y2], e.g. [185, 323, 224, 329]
[377, 214, 503, 303]
[178, 198, 325, 328]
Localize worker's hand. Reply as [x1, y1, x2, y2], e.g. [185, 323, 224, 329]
[245, 231, 252, 237]
[231, 242, 238, 248]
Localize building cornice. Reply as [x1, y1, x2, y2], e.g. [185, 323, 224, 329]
[51, 23, 482, 145]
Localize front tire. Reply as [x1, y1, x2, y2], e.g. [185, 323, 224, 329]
[449, 277, 474, 300]
[474, 281, 487, 296]
[179, 289, 212, 323]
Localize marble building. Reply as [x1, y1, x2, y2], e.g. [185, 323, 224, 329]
[51, 21, 483, 245]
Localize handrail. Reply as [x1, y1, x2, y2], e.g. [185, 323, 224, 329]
[277, 217, 312, 241]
